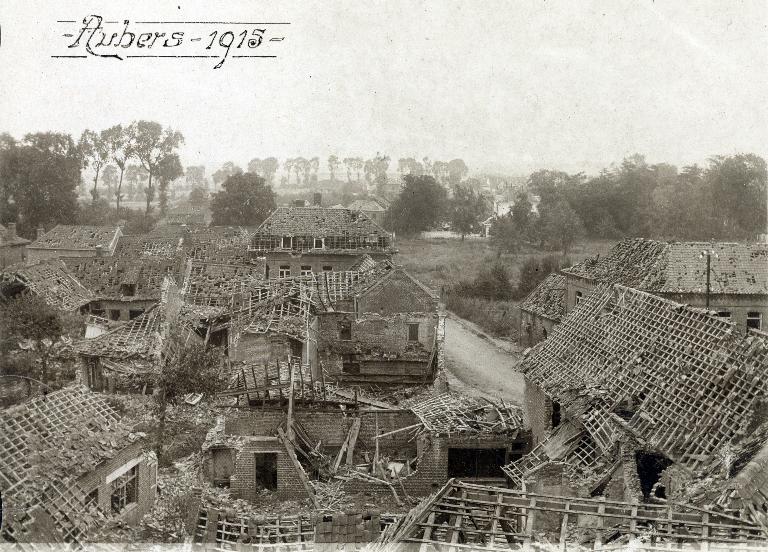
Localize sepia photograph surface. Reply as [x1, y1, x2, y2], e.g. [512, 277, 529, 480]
[0, 1, 767, 550]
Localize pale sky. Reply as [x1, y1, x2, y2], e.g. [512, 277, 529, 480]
[1, 0, 766, 175]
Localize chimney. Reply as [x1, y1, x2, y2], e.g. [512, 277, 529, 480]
[95, 245, 104, 257]
[7, 223, 16, 239]
[313, 192, 322, 206]
[36, 227, 45, 240]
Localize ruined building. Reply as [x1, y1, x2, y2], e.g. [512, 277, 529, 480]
[27, 224, 122, 262]
[249, 207, 394, 278]
[518, 272, 565, 347]
[563, 238, 768, 330]
[506, 284, 768, 524]
[0, 386, 157, 544]
[0, 258, 93, 313]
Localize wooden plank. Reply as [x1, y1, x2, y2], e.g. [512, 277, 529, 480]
[417, 512, 437, 552]
[346, 418, 361, 465]
[486, 492, 505, 550]
[559, 502, 569, 552]
[277, 427, 318, 507]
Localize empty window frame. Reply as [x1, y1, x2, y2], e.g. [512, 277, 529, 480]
[322, 265, 333, 272]
[281, 236, 292, 249]
[717, 311, 731, 319]
[575, 291, 583, 305]
[747, 311, 762, 330]
[110, 466, 138, 514]
[278, 265, 291, 278]
[129, 309, 144, 320]
[109, 309, 121, 321]
[339, 320, 352, 340]
[314, 237, 324, 249]
[254, 453, 278, 490]
[300, 265, 313, 276]
[408, 323, 419, 342]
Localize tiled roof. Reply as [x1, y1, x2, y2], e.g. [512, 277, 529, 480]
[519, 273, 566, 320]
[520, 284, 768, 472]
[348, 199, 386, 212]
[563, 238, 768, 295]
[254, 207, 389, 238]
[75, 305, 162, 360]
[0, 385, 143, 543]
[28, 225, 120, 251]
[0, 259, 93, 311]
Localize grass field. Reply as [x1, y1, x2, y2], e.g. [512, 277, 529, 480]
[393, 236, 617, 338]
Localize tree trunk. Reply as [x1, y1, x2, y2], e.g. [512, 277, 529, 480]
[91, 165, 102, 204]
[116, 167, 125, 211]
[155, 387, 167, 459]
[145, 172, 153, 215]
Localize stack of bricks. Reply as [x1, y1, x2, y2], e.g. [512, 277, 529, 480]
[314, 511, 381, 552]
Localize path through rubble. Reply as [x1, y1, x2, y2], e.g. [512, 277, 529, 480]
[443, 315, 526, 405]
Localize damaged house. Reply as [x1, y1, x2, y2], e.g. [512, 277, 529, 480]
[317, 263, 442, 385]
[563, 238, 768, 331]
[204, 376, 526, 506]
[0, 385, 157, 544]
[26, 224, 122, 262]
[518, 273, 565, 347]
[0, 222, 30, 268]
[225, 257, 443, 386]
[0, 258, 93, 313]
[506, 283, 768, 519]
[74, 279, 202, 393]
[249, 207, 395, 278]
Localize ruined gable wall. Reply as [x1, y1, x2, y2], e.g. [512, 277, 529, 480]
[524, 379, 554, 444]
[519, 311, 558, 347]
[358, 271, 436, 315]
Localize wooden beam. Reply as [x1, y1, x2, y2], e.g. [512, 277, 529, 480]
[345, 418, 361, 465]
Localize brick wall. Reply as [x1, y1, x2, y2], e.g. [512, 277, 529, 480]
[524, 379, 553, 444]
[230, 438, 309, 502]
[317, 311, 437, 384]
[93, 298, 157, 323]
[519, 311, 557, 347]
[76, 440, 156, 525]
[357, 270, 437, 315]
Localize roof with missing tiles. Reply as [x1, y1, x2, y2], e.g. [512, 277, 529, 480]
[28, 225, 121, 251]
[254, 207, 390, 239]
[519, 273, 566, 321]
[0, 259, 93, 311]
[563, 238, 768, 295]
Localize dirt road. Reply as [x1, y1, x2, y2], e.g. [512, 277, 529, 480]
[443, 316, 526, 406]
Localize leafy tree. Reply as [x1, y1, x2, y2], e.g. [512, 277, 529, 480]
[0, 132, 80, 236]
[448, 184, 489, 240]
[510, 190, 533, 236]
[154, 328, 225, 459]
[293, 157, 308, 186]
[130, 121, 184, 215]
[456, 262, 513, 300]
[384, 174, 447, 235]
[261, 157, 279, 185]
[0, 295, 83, 395]
[189, 187, 206, 208]
[212, 161, 242, 189]
[447, 158, 469, 185]
[210, 172, 276, 226]
[705, 154, 767, 238]
[515, 255, 571, 299]
[309, 156, 320, 186]
[124, 164, 148, 201]
[79, 129, 110, 203]
[248, 157, 262, 175]
[156, 153, 184, 215]
[185, 165, 206, 190]
[102, 124, 134, 212]
[490, 213, 519, 253]
[101, 164, 119, 200]
[538, 200, 585, 254]
[328, 155, 340, 182]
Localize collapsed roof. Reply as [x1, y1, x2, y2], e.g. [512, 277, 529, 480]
[372, 479, 766, 549]
[0, 259, 93, 311]
[0, 385, 144, 543]
[408, 392, 523, 436]
[563, 238, 768, 295]
[28, 224, 121, 251]
[518, 272, 566, 321]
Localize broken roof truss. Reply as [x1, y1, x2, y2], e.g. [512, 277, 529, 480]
[373, 479, 766, 550]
